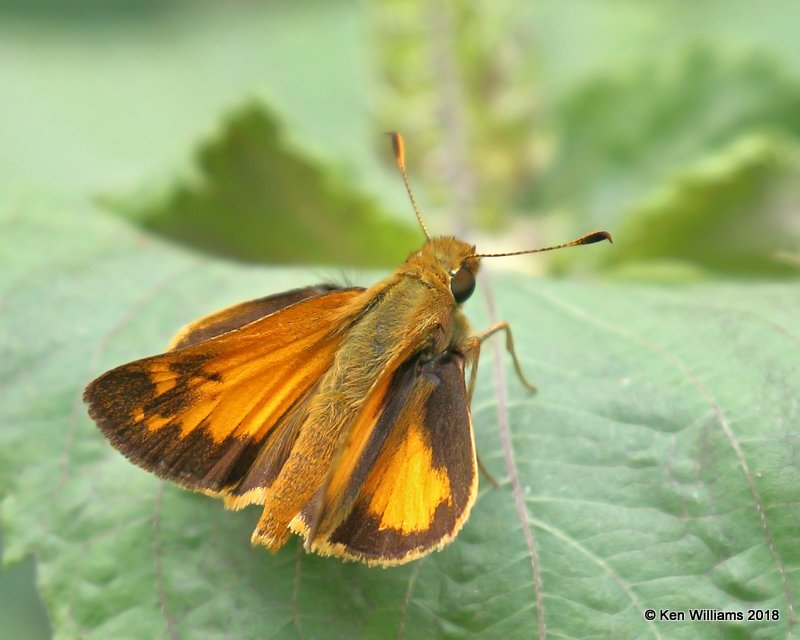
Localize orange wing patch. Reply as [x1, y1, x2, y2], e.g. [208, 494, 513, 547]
[84, 288, 366, 498]
[362, 423, 452, 533]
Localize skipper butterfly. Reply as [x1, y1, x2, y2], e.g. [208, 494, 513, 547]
[84, 133, 611, 566]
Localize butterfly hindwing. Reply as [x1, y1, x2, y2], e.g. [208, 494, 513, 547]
[84, 286, 365, 496]
[292, 350, 478, 566]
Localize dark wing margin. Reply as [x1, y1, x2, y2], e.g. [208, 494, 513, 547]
[84, 351, 253, 493]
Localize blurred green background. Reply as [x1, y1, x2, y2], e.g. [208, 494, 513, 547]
[2, 0, 800, 637]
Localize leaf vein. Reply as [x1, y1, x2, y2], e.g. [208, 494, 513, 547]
[481, 273, 547, 640]
[527, 285, 797, 629]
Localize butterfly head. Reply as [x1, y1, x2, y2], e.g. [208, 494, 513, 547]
[388, 131, 612, 306]
[412, 237, 480, 305]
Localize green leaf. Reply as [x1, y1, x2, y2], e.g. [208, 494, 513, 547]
[0, 536, 49, 640]
[534, 47, 800, 278]
[2, 197, 799, 639]
[537, 48, 800, 219]
[112, 104, 419, 267]
[597, 134, 800, 279]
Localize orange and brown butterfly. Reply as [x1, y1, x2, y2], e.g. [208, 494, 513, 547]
[84, 133, 611, 567]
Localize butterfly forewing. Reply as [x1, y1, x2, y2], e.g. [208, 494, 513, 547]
[169, 284, 345, 350]
[84, 287, 366, 496]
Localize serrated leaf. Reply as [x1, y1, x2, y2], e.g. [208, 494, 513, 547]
[2, 198, 799, 639]
[535, 47, 800, 278]
[598, 134, 800, 279]
[112, 105, 418, 267]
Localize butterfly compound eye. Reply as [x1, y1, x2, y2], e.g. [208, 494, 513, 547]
[450, 267, 476, 304]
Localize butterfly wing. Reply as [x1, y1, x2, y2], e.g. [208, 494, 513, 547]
[291, 350, 478, 566]
[169, 284, 340, 350]
[84, 286, 366, 498]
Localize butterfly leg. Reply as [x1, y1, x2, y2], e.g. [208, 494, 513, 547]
[461, 321, 534, 488]
[460, 347, 499, 486]
[475, 453, 499, 488]
[471, 321, 537, 392]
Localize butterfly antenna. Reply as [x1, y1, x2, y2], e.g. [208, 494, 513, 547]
[388, 132, 431, 241]
[471, 230, 613, 259]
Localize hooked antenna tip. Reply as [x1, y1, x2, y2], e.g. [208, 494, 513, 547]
[386, 131, 405, 171]
[581, 230, 613, 245]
